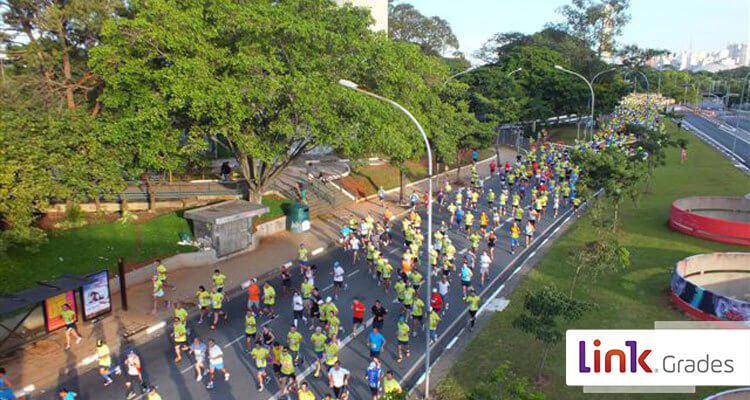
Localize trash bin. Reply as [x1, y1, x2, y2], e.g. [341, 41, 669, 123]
[289, 202, 310, 233]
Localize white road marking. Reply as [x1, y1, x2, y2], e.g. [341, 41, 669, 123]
[145, 321, 166, 334]
[311, 247, 325, 256]
[445, 336, 459, 350]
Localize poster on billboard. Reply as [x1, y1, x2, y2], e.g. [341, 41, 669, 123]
[43, 291, 77, 332]
[81, 270, 112, 320]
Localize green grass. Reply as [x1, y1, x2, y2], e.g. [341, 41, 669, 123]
[0, 194, 290, 294]
[439, 121, 750, 400]
[0, 212, 194, 294]
[258, 194, 293, 223]
[547, 125, 581, 144]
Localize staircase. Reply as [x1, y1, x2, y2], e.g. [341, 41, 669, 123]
[272, 169, 352, 218]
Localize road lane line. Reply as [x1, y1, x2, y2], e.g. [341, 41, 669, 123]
[311, 247, 325, 256]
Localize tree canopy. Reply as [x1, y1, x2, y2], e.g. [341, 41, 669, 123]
[91, 0, 483, 200]
[388, 1, 459, 56]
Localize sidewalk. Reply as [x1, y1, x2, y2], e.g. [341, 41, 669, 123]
[1, 149, 516, 397]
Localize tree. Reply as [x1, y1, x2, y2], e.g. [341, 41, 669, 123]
[92, 0, 478, 201]
[617, 45, 669, 69]
[572, 145, 646, 229]
[567, 229, 630, 297]
[470, 361, 548, 400]
[388, 2, 459, 56]
[1, 0, 124, 113]
[552, 0, 631, 57]
[513, 286, 590, 380]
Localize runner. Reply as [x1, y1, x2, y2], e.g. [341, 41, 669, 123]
[368, 327, 386, 358]
[298, 243, 309, 268]
[206, 338, 229, 389]
[428, 307, 441, 343]
[61, 303, 82, 350]
[383, 371, 402, 396]
[250, 342, 270, 391]
[262, 282, 277, 318]
[332, 261, 345, 299]
[210, 287, 228, 330]
[151, 274, 167, 314]
[395, 316, 410, 363]
[479, 250, 491, 287]
[327, 361, 350, 399]
[371, 300, 387, 331]
[57, 389, 77, 399]
[437, 275, 450, 312]
[509, 221, 521, 254]
[410, 294, 425, 336]
[279, 347, 297, 398]
[298, 381, 316, 400]
[465, 288, 481, 331]
[281, 264, 293, 297]
[364, 357, 383, 400]
[123, 348, 144, 399]
[196, 285, 211, 324]
[189, 337, 207, 382]
[172, 317, 189, 363]
[211, 269, 226, 291]
[145, 385, 163, 400]
[0, 367, 17, 400]
[310, 327, 327, 378]
[96, 339, 116, 386]
[460, 260, 473, 298]
[351, 297, 366, 333]
[287, 325, 303, 364]
[245, 310, 258, 350]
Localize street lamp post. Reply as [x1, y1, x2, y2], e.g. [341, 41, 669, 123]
[591, 67, 618, 84]
[338, 79, 435, 399]
[739, 73, 750, 110]
[555, 65, 595, 137]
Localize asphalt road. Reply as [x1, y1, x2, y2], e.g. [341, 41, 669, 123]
[36, 168, 577, 400]
[684, 113, 750, 167]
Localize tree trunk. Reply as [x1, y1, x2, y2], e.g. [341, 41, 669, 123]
[120, 195, 129, 216]
[398, 170, 404, 205]
[538, 345, 550, 378]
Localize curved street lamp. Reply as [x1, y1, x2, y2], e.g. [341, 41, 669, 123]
[338, 79, 435, 399]
[624, 70, 650, 94]
[554, 65, 595, 136]
[591, 67, 619, 84]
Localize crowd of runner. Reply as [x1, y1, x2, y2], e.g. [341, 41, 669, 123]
[34, 94, 660, 400]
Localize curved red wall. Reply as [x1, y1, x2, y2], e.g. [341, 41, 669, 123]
[669, 201, 750, 246]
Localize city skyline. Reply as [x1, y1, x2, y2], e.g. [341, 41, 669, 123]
[394, 0, 750, 64]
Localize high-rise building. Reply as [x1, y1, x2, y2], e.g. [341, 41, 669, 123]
[335, 0, 388, 33]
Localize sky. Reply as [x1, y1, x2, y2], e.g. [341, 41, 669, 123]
[394, 0, 750, 63]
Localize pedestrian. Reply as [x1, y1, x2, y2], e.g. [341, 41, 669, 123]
[349, 235, 360, 264]
[486, 230, 497, 259]
[298, 243, 310, 268]
[378, 186, 386, 207]
[327, 362, 350, 399]
[246, 278, 261, 313]
[220, 161, 232, 181]
[430, 288, 443, 315]
[61, 303, 82, 350]
[279, 347, 297, 397]
[365, 357, 383, 400]
[460, 261, 473, 298]
[206, 338, 229, 389]
[680, 143, 687, 164]
[509, 221, 520, 254]
[298, 381, 315, 400]
[189, 337, 207, 382]
[437, 275, 450, 311]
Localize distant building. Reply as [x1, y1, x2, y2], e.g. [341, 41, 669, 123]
[335, 0, 388, 33]
[652, 42, 749, 72]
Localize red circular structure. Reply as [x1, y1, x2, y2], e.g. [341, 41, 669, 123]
[670, 252, 750, 322]
[669, 196, 750, 246]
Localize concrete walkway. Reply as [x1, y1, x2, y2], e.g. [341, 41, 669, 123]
[0, 149, 515, 397]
